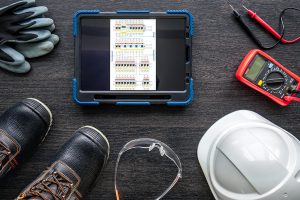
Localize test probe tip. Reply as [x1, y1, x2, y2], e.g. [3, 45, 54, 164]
[242, 5, 249, 11]
[226, 0, 235, 11]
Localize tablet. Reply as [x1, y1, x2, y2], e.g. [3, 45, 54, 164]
[73, 10, 193, 106]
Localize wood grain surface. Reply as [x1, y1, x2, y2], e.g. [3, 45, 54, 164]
[0, 0, 299, 199]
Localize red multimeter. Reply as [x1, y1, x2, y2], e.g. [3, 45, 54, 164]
[236, 49, 300, 106]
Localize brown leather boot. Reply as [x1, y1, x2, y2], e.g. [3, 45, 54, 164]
[0, 98, 52, 180]
[16, 126, 110, 200]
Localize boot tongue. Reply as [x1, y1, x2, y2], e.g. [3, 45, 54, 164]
[27, 196, 43, 200]
[17, 161, 81, 200]
[0, 147, 10, 166]
[27, 184, 59, 200]
[0, 129, 20, 176]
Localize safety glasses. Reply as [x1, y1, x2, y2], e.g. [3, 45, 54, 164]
[114, 138, 182, 200]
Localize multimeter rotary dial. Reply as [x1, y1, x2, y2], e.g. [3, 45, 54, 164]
[262, 67, 288, 95]
[266, 72, 285, 89]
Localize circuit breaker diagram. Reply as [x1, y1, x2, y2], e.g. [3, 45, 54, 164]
[110, 19, 156, 90]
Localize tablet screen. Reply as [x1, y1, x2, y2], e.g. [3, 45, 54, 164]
[79, 16, 186, 92]
[110, 19, 156, 91]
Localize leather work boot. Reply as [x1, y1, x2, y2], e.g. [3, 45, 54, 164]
[0, 98, 52, 180]
[16, 126, 110, 200]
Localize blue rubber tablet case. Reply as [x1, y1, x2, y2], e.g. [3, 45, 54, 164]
[73, 10, 193, 106]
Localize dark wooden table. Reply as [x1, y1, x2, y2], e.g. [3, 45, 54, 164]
[0, 0, 299, 199]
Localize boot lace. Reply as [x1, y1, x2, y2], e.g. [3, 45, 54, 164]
[0, 141, 11, 170]
[17, 171, 80, 200]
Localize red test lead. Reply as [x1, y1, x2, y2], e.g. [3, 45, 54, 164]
[243, 5, 300, 44]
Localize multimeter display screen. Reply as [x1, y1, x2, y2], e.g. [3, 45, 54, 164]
[245, 55, 266, 81]
[79, 16, 186, 92]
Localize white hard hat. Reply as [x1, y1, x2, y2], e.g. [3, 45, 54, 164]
[197, 110, 300, 200]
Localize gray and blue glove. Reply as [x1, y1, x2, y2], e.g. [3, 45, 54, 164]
[0, 0, 59, 73]
[0, 45, 30, 73]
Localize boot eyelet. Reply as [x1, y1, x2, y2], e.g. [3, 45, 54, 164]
[17, 193, 26, 199]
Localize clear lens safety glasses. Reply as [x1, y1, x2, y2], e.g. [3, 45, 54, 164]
[114, 138, 183, 200]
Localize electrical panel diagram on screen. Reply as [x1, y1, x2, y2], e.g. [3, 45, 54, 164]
[110, 19, 156, 91]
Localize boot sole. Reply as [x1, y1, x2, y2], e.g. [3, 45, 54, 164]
[26, 98, 53, 141]
[79, 126, 110, 194]
[81, 125, 110, 159]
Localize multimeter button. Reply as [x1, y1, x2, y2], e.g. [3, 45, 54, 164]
[268, 63, 274, 69]
[258, 80, 263, 86]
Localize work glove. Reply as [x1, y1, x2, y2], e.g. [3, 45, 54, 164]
[0, 0, 59, 73]
[0, 0, 52, 44]
[0, 45, 30, 73]
[0, 34, 59, 73]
